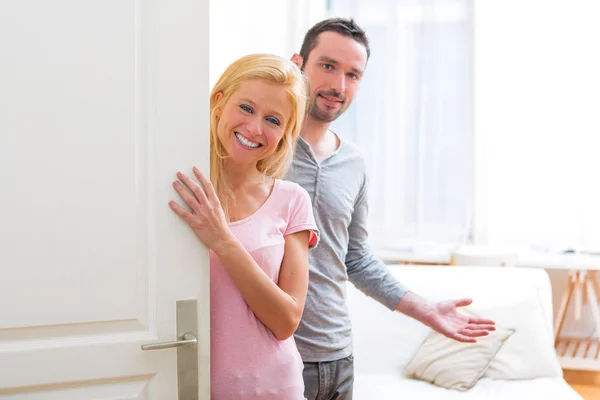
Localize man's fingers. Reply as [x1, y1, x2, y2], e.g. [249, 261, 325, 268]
[468, 317, 496, 326]
[464, 324, 496, 331]
[453, 298, 473, 308]
[451, 333, 477, 343]
[460, 329, 490, 338]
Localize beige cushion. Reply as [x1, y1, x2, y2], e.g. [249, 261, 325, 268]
[404, 325, 514, 391]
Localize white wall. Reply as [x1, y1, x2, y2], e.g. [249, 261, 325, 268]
[209, 0, 326, 88]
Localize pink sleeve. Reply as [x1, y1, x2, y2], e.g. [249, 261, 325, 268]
[284, 186, 320, 249]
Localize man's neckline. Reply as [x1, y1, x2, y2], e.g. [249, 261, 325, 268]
[298, 131, 342, 163]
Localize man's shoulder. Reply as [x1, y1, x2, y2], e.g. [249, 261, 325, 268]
[338, 138, 367, 170]
[338, 136, 361, 153]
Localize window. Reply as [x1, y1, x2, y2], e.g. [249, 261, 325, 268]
[327, 0, 474, 246]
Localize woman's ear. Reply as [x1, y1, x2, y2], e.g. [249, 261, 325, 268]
[214, 92, 224, 117]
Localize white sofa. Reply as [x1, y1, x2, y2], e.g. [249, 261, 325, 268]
[347, 265, 583, 399]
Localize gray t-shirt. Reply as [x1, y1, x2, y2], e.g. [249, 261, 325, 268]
[285, 136, 408, 362]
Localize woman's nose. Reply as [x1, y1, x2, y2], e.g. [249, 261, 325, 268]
[245, 117, 263, 136]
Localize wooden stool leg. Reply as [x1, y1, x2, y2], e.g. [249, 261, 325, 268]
[584, 271, 588, 305]
[591, 271, 600, 302]
[584, 273, 600, 339]
[574, 271, 585, 320]
[555, 273, 576, 343]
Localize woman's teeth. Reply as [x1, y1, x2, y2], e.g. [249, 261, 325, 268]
[235, 132, 260, 148]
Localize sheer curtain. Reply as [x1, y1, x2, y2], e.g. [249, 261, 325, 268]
[327, 0, 473, 247]
[473, 0, 600, 252]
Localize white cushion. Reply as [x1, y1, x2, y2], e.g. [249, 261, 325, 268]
[404, 326, 514, 390]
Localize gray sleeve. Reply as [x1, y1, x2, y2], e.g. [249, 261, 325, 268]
[345, 174, 409, 310]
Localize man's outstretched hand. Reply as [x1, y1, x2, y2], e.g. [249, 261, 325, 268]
[395, 293, 496, 343]
[425, 298, 496, 343]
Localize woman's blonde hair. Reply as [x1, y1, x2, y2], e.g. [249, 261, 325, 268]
[210, 53, 310, 221]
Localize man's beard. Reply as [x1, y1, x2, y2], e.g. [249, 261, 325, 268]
[310, 92, 346, 123]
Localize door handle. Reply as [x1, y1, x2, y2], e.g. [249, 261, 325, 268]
[140, 300, 200, 400]
[141, 332, 198, 350]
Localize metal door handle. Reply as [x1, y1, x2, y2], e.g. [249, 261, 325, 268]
[141, 332, 197, 351]
[140, 300, 200, 400]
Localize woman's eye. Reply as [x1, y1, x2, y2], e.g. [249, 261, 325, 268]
[240, 104, 253, 113]
[266, 117, 281, 126]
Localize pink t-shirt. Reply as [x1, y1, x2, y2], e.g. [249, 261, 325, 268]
[210, 179, 319, 400]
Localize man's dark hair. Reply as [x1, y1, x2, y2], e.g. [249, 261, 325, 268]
[299, 17, 370, 67]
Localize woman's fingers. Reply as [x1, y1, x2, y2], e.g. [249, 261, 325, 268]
[169, 199, 193, 221]
[172, 179, 201, 214]
[177, 171, 208, 206]
[193, 166, 220, 205]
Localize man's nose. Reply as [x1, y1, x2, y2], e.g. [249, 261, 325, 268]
[330, 72, 346, 94]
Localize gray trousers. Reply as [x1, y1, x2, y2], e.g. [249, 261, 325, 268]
[302, 355, 354, 400]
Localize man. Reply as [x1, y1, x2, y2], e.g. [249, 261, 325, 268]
[286, 18, 496, 400]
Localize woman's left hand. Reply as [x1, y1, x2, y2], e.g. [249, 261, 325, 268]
[169, 166, 234, 252]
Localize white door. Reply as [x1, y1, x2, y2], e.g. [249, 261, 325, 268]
[0, 0, 210, 398]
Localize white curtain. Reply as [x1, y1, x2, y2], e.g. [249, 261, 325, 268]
[473, 0, 600, 253]
[327, 0, 473, 247]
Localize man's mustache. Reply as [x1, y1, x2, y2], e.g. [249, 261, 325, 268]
[316, 90, 345, 103]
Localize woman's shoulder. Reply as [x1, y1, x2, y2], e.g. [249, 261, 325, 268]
[273, 179, 311, 202]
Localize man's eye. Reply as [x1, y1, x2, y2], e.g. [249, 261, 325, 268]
[322, 64, 333, 70]
[266, 117, 281, 126]
[240, 104, 253, 113]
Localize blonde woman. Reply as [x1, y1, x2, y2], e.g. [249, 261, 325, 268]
[169, 54, 319, 399]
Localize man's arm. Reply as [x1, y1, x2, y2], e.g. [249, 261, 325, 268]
[346, 173, 496, 342]
[345, 173, 409, 310]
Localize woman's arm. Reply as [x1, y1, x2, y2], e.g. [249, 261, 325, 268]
[169, 167, 311, 340]
[213, 231, 310, 340]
